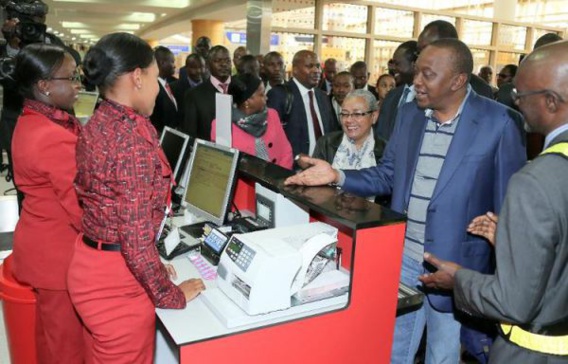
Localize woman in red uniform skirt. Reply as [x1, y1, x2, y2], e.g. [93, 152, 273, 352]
[10, 44, 87, 363]
[67, 33, 205, 364]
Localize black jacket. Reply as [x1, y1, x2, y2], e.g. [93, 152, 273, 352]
[312, 130, 386, 166]
[267, 80, 339, 156]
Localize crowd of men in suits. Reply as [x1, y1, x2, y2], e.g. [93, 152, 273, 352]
[146, 18, 565, 364]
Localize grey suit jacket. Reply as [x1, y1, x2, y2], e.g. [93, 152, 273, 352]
[454, 130, 568, 363]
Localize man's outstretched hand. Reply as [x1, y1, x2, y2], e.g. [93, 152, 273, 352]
[419, 252, 462, 290]
[284, 155, 339, 186]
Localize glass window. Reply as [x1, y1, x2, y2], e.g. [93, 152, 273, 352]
[374, 7, 414, 38]
[323, 4, 368, 34]
[461, 20, 492, 46]
[270, 32, 315, 76]
[470, 48, 491, 82]
[272, 0, 315, 30]
[496, 52, 522, 73]
[321, 36, 366, 72]
[498, 24, 527, 51]
[371, 40, 401, 85]
[421, 14, 455, 29]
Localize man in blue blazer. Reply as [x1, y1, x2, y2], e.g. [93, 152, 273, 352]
[267, 50, 338, 157]
[286, 39, 526, 363]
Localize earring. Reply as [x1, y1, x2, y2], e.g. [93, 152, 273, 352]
[44, 91, 50, 96]
[245, 102, 249, 109]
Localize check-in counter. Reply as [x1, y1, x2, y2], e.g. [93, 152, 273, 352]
[156, 154, 422, 363]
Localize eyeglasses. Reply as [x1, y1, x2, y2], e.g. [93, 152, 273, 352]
[339, 111, 373, 119]
[48, 73, 82, 83]
[510, 88, 566, 103]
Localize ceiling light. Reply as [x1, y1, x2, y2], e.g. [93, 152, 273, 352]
[115, 23, 141, 30]
[61, 22, 88, 28]
[70, 29, 91, 34]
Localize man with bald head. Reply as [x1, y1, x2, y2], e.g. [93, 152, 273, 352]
[267, 50, 338, 157]
[285, 39, 526, 363]
[420, 40, 568, 363]
[418, 20, 493, 99]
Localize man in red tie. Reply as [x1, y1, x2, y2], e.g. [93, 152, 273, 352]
[181, 45, 232, 141]
[267, 50, 338, 159]
[151, 46, 181, 133]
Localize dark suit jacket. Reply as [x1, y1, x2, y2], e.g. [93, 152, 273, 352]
[343, 91, 526, 312]
[171, 77, 200, 123]
[374, 84, 405, 142]
[150, 82, 180, 134]
[367, 85, 379, 99]
[181, 79, 218, 141]
[470, 73, 493, 99]
[267, 80, 339, 156]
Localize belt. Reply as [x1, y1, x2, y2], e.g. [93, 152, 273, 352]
[500, 323, 568, 356]
[82, 235, 121, 252]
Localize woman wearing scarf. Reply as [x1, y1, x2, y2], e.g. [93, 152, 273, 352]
[312, 89, 386, 171]
[211, 73, 293, 169]
[10, 44, 87, 363]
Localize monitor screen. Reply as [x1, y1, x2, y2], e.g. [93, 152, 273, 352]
[159, 127, 190, 183]
[182, 139, 239, 226]
[73, 91, 99, 124]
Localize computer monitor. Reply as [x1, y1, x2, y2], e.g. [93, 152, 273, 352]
[73, 91, 99, 125]
[159, 127, 190, 183]
[181, 139, 240, 227]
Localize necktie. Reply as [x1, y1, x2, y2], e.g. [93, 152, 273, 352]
[398, 86, 410, 108]
[164, 83, 177, 109]
[219, 83, 228, 94]
[308, 90, 322, 140]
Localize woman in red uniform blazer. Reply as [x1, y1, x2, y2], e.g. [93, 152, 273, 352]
[211, 73, 293, 169]
[67, 33, 205, 364]
[10, 44, 87, 363]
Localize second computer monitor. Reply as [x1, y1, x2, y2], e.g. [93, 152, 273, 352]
[159, 127, 190, 183]
[181, 139, 240, 227]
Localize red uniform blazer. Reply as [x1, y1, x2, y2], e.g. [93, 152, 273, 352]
[11, 106, 82, 290]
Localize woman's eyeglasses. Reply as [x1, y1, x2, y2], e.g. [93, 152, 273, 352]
[339, 111, 373, 120]
[48, 73, 82, 83]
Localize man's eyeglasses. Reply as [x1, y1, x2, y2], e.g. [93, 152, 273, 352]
[48, 73, 82, 83]
[339, 111, 373, 119]
[511, 88, 566, 103]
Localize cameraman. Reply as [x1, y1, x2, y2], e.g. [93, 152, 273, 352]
[0, 0, 80, 208]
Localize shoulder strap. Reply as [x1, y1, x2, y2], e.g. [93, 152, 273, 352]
[540, 142, 568, 159]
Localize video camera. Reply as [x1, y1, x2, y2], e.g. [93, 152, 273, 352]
[1, 0, 48, 45]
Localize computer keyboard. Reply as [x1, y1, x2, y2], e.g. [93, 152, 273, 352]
[187, 252, 217, 280]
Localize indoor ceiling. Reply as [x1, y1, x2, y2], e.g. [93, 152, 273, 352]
[42, 0, 246, 45]
[40, 0, 566, 46]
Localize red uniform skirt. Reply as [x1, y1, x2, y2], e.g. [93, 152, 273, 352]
[67, 234, 155, 364]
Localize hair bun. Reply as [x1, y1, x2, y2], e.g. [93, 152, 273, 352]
[82, 46, 113, 86]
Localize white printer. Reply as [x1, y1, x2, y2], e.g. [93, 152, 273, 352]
[215, 222, 343, 316]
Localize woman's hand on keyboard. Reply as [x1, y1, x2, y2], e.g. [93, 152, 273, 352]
[179, 278, 206, 302]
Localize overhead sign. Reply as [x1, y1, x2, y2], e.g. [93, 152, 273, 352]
[225, 31, 279, 46]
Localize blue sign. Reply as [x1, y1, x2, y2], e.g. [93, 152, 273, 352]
[164, 45, 190, 55]
[225, 31, 279, 46]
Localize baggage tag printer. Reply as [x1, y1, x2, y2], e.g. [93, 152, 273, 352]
[215, 222, 342, 315]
